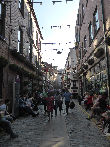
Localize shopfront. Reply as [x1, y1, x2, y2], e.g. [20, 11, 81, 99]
[85, 58, 107, 94]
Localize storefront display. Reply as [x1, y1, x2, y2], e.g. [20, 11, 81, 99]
[85, 58, 107, 94]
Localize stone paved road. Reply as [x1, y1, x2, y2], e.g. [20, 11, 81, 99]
[0, 102, 110, 147]
[39, 114, 70, 147]
[65, 100, 110, 147]
[0, 106, 48, 147]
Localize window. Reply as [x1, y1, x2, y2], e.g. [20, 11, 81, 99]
[68, 61, 69, 67]
[30, 18, 32, 35]
[19, 0, 21, 9]
[39, 40, 41, 50]
[0, 3, 6, 37]
[76, 29, 80, 43]
[84, 35, 87, 55]
[78, 31, 80, 42]
[19, 0, 24, 17]
[82, 4, 84, 20]
[82, 42, 84, 57]
[76, 29, 78, 42]
[36, 31, 38, 46]
[0, 4, 1, 19]
[73, 81, 76, 87]
[18, 29, 20, 52]
[89, 22, 93, 45]
[77, 13, 79, 25]
[86, 0, 88, 7]
[79, 48, 81, 59]
[28, 12, 30, 28]
[29, 43, 32, 63]
[32, 52, 36, 65]
[93, 7, 100, 35]
[18, 27, 23, 53]
[84, 36, 87, 49]
[80, 14, 82, 26]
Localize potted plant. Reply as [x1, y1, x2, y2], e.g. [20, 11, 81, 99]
[88, 57, 94, 65]
[83, 64, 88, 70]
[94, 48, 104, 58]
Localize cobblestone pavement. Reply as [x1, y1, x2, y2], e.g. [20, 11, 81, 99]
[0, 101, 110, 147]
[39, 114, 70, 147]
[65, 100, 110, 147]
[0, 106, 48, 147]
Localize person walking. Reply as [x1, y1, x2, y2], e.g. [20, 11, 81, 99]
[42, 91, 48, 115]
[45, 92, 54, 120]
[54, 91, 63, 116]
[63, 89, 72, 115]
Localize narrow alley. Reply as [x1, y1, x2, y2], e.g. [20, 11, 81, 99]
[0, 100, 110, 147]
[1, 0, 110, 146]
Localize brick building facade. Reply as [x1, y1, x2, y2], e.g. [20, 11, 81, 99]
[0, 0, 43, 114]
[75, 0, 110, 98]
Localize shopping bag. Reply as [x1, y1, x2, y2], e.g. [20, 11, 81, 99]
[69, 101, 75, 109]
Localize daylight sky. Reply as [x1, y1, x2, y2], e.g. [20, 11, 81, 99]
[34, 0, 80, 69]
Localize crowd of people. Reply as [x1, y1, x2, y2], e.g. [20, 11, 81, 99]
[0, 91, 43, 139]
[1, 87, 110, 138]
[78, 91, 110, 136]
[41, 88, 73, 120]
[0, 88, 75, 139]
[19, 94, 39, 117]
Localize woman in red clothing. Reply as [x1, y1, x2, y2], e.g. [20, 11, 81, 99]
[45, 92, 54, 120]
[85, 93, 93, 110]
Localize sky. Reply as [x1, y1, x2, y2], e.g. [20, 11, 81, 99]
[34, 0, 80, 69]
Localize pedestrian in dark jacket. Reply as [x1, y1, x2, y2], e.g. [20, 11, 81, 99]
[54, 91, 63, 116]
[63, 89, 72, 115]
[77, 94, 82, 105]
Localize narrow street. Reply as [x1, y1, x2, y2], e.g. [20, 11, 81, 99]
[1, 0, 110, 146]
[0, 100, 110, 147]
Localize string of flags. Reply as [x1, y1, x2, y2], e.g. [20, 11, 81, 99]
[50, 25, 70, 29]
[52, 0, 73, 5]
[41, 25, 71, 30]
[42, 42, 71, 45]
[31, 0, 73, 5]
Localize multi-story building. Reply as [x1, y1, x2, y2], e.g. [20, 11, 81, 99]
[75, 0, 110, 97]
[0, 0, 43, 114]
[42, 62, 58, 91]
[64, 48, 78, 95]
